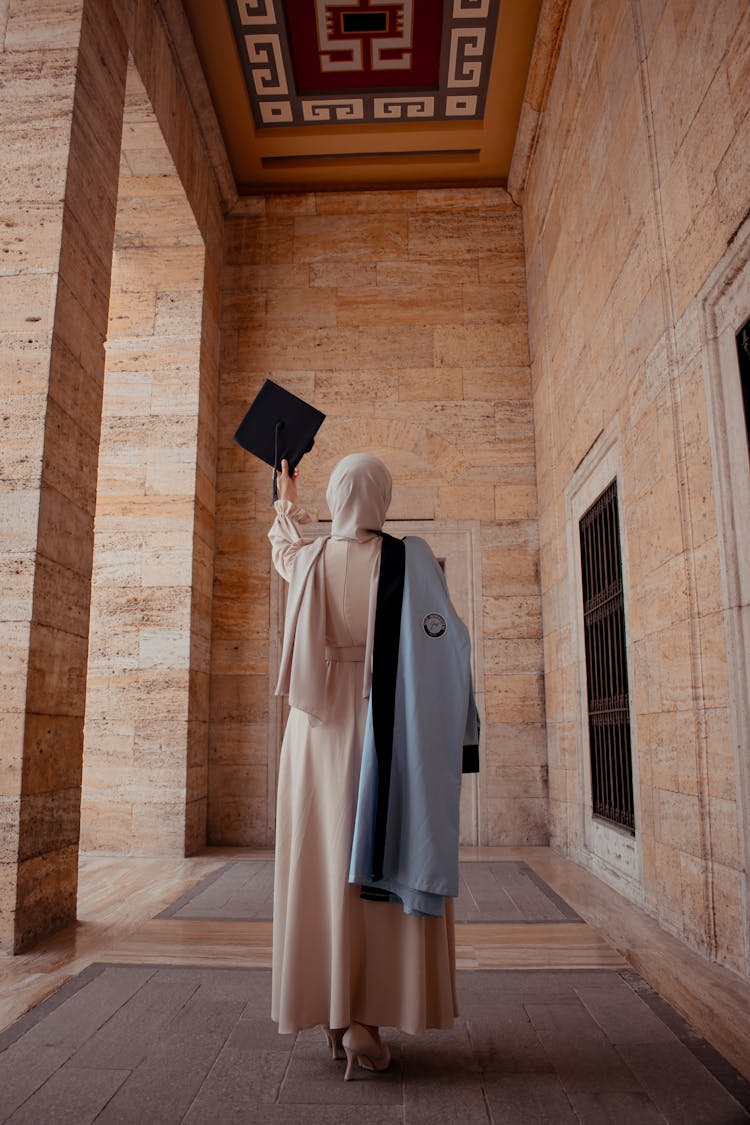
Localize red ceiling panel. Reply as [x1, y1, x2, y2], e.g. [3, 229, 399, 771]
[284, 0, 443, 94]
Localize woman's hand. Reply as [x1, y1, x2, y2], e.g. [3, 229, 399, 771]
[278, 459, 299, 503]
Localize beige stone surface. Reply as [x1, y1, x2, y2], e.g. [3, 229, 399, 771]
[293, 215, 408, 262]
[79, 56, 221, 863]
[397, 368, 463, 401]
[485, 797, 549, 845]
[524, 0, 747, 975]
[2, 0, 743, 986]
[212, 190, 541, 846]
[1, 0, 226, 947]
[0, 0, 129, 952]
[12, 844, 79, 952]
[485, 673, 545, 725]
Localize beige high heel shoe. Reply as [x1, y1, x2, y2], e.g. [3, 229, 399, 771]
[322, 1026, 345, 1060]
[342, 1022, 391, 1081]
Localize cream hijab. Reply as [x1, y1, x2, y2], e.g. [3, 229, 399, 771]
[326, 453, 392, 541]
[276, 454, 392, 721]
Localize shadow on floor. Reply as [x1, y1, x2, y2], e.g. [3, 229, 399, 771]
[0, 963, 748, 1124]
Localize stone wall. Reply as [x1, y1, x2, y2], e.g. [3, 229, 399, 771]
[0, 0, 128, 951]
[523, 0, 750, 973]
[80, 62, 212, 857]
[210, 188, 546, 848]
[0, 0, 223, 948]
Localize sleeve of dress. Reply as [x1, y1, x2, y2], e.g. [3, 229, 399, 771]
[268, 499, 313, 582]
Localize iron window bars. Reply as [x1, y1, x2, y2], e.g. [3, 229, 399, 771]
[579, 479, 635, 833]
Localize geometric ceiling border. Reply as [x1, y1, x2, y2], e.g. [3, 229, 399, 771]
[227, 0, 501, 127]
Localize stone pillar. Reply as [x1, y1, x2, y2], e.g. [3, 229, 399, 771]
[0, 0, 127, 951]
[80, 63, 208, 857]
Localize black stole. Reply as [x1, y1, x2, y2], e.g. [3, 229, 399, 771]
[362, 532, 405, 890]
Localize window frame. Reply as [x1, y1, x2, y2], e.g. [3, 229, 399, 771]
[565, 422, 644, 898]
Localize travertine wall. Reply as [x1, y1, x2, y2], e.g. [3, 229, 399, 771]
[80, 63, 212, 857]
[0, 0, 128, 951]
[211, 188, 547, 848]
[524, 0, 749, 972]
[0, 0, 223, 948]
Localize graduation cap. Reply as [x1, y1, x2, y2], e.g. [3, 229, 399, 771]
[233, 379, 326, 502]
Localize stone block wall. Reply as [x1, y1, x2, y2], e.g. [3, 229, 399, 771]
[80, 63, 210, 856]
[210, 188, 547, 847]
[523, 0, 750, 973]
[0, 0, 128, 951]
[103, 0, 226, 858]
[0, 0, 224, 948]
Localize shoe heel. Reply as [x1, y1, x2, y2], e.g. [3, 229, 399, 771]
[322, 1027, 344, 1060]
[343, 1046, 356, 1081]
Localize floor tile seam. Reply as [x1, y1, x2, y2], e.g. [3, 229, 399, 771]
[517, 864, 584, 921]
[558, 983, 699, 1112]
[0, 1041, 84, 1122]
[466, 997, 581, 1122]
[0, 963, 113, 1053]
[606, 1031, 750, 1121]
[142, 918, 595, 928]
[178, 1004, 248, 1119]
[0, 972, 166, 1122]
[154, 859, 256, 919]
[616, 969, 750, 1113]
[149, 914, 588, 924]
[276, 1028, 300, 1106]
[8, 963, 747, 1113]
[49, 960, 627, 977]
[164, 858, 576, 922]
[492, 990, 748, 1123]
[89, 962, 625, 974]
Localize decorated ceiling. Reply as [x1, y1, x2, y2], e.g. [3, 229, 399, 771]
[182, 0, 543, 194]
[228, 0, 498, 128]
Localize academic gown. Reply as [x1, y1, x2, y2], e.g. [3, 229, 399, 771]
[269, 501, 458, 1035]
[350, 535, 480, 917]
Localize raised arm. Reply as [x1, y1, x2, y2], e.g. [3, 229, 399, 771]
[268, 459, 312, 581]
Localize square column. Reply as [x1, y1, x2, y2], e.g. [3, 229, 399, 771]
[80, 63, 209, 859]
[0, 0, 127, 951]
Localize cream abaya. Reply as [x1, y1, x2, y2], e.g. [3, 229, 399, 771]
[269, 456, 458, 1035]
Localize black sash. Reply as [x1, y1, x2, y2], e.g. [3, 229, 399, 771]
[367, 532, 405, 884]
[358, 533, 479, 902]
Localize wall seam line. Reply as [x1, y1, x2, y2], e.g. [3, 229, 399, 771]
[629, 0, 717, 957]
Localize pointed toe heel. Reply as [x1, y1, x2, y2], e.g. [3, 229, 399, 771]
[341, 1023, 391, 1081]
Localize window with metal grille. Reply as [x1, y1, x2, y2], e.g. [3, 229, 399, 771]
[736, 316, 750, 457]
[579, 479, 635, 833]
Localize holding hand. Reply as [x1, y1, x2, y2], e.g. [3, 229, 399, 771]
[278, 459, 299, 503]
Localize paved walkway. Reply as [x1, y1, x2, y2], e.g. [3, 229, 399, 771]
[0, 963, 748, 1123]
[1, 857, 749, 1123]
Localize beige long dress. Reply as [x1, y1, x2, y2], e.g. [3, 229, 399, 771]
[270, 514, 458, 1035]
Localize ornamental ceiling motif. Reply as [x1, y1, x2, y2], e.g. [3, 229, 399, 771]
[181, 0, 542, 194]
[227, 0, 499, 128]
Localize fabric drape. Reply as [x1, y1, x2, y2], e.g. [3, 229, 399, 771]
[269, 487, 458, 1035]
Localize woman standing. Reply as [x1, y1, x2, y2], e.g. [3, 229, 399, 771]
[269, 453, 473, 1079]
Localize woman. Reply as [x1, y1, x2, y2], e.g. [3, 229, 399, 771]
[269, 453, 476, 1080]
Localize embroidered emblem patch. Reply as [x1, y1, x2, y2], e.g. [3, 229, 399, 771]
[422, 612, 447, 638]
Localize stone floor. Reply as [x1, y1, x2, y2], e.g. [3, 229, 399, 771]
[156, 860, 583, 924]
[0, 964, 748, 1123]
[1, 855, 749, 1124]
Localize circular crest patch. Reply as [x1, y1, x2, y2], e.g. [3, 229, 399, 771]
[422, 612, 447, 639]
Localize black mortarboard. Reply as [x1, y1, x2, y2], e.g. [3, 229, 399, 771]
[233, 379, 326, 502]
